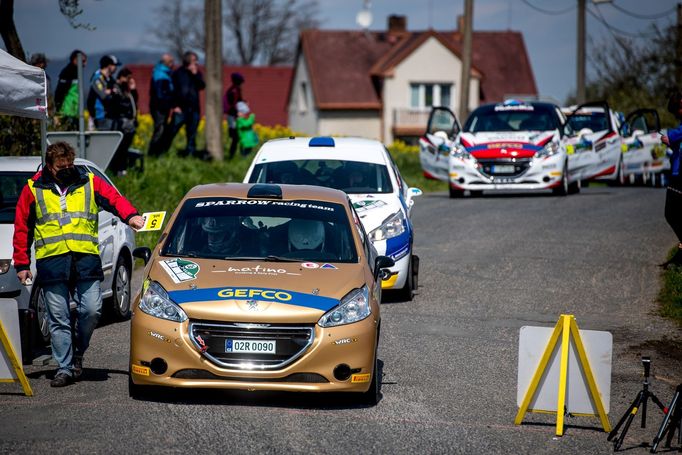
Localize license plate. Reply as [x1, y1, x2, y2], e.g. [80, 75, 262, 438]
[492, 164, 515, 173]
[225, 339, 276, 354]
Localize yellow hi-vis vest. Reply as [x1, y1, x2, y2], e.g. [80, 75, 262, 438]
[28, 173, 99, 259]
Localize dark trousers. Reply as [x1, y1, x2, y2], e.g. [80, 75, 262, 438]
[665, 176, 682, 242]
[228, 127, 239, 158]
[170, 110, 200, 156]
[148, 109, 171, 157]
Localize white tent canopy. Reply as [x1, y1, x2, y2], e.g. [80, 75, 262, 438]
[0, 48, 47, 120]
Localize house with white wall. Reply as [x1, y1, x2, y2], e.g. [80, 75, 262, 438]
[288, 15, 538, 144]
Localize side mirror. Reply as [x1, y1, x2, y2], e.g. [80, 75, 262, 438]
[133, 247, 151, 265]
[374, 255, 395, 281]
[408, 187, 423, 197]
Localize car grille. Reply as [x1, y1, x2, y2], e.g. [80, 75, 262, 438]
[478, 159, 532, 177]
[172, 369, 328, 383]
[189, 321, 315, 370]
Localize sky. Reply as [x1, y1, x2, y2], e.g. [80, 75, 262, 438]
[11, 0, 679, 103]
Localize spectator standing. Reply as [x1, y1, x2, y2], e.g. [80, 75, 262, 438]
[109, 67, 139, 175]
[54, 50, 86, 130]
[662, 90, 682, 267]
[148, 53, 176, 157]
[224, 72, 244, 159]
[87, 55, 121, 130]
[236, 101, 259, 156]
[169, 51, 205, 157]
[12, 142, 144, 387]
[29, 53, 50, 93]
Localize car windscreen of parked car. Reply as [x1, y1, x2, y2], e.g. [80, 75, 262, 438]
[566, 112, 609, 132]
[0, 172, 33, 224]
[465, 104, 558, 133]
[162, 198, 359, 263]
[248, 160, 393, 194]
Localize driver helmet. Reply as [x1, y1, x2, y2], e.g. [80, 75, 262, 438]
[288, 219, 325, 251]
[200, 216, 237, 252]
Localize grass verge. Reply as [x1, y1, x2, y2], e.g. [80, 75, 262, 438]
[658, 247, 682, 325]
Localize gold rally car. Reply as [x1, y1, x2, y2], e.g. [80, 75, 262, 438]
[129, 183, 395, 404]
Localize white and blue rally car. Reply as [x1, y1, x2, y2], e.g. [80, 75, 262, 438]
[243, 136, 422, 300]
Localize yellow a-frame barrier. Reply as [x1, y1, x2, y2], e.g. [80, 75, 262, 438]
[0, 319, 33, 396]
[514, 314, 609, 436]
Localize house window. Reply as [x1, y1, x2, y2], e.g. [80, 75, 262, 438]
[409, 83, 453, 109]
[298, 81, 308, 113]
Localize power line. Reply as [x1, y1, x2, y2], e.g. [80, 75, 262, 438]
[519, 0, 574, 16]
[588, 5, 658, 39]
[610, 1, 675, 20]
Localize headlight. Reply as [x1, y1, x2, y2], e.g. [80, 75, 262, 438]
[138, 281, 188, 322]
[535, 141, 559, 158]
[318, 286, 370, 328]
[369, 210, 406, 241]
[0, 259, 10, 275]
[451, 145, 471, 160]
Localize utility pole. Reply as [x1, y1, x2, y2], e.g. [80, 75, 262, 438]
[677, 3, 682, 88]
[577, 0, 586, 104]
[204, 0, 223, 161]
[459, 0, 473, 122]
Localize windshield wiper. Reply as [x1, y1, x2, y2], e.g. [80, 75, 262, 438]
[263, 255, 301, 262]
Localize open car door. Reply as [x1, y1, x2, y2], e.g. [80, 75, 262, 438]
[565, 100, 621, 181]
[419, 106, 461, 181]
[621, 108, 667, 182]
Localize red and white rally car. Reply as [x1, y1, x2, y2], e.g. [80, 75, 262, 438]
[619, 108, 670, 186]
[419, 100, 579, 198]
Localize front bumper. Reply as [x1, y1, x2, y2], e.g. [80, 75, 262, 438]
[372, 233, 411, 290]
[129, 308, 378, 393]
[448, 155, 565, 191]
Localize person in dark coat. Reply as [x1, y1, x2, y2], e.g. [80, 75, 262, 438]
[54, 50, 87, 130]
[147, 53, 176, 157]
[168, 51, 205, 157]
[224, 72, 244, 159]
[108, 67, 139, 175]
[661, 90, 682, 267]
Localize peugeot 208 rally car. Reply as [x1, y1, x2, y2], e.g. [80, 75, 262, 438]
[129, 183, 394, 404]
[244, 137, 422, 301]
[420, 100, 577, 197]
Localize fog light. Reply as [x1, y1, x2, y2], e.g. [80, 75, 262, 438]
[333, 364, 351, 381]
[458, 178, 465, 184]
[150, 357, 168, 375]
[543, 176, 550, 182]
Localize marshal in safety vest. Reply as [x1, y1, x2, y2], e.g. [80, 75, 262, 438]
[27, 174, 99, 259]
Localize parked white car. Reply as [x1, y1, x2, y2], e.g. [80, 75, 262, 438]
[243, 137, 422, 300]
[618, 108, 670, 186]
[420, 101, 579, 197]
[0, 156, 135, 359]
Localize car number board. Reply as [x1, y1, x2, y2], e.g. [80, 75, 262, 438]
[225, 339, 276, 354]
[492, 164, 515, 174]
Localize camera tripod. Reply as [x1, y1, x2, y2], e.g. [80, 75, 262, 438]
[650, 383, 682, 453]
[608, 357, 667, 451]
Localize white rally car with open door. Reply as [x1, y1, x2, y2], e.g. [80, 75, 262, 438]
[562, 101, 623, 183]
[619, 108, 670, 186]
[419, 100, 578, 197]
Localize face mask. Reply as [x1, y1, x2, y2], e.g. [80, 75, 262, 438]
[55, 167, 80, 185]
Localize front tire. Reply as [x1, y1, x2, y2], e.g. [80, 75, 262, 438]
[568, 178, 581, 194]
[358, 342, 380, 406]
[449, 186, 464, 198]
[29, 285, 50, 346]
[396, 254, 415, 301]
[552, 167, 569, 196]
[108, 255, 132, 320]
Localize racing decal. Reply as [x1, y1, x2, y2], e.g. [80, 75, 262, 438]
[147, 331, 172, 343]
[211, 265, 300, 276]
[131, 365, 150, 376]
[494, 104, 534, 111]
[195, 199, 334, 212]
[321, 263, 337, 269]
[160, 258, 200, 284]
[351, 373, 371, 383]
[301, 262, 319, 269]
[385, 230, 411, 261]
[333, 337, 357, 345]
[167, 286, 340, 311]
[352, 200, 387, 212]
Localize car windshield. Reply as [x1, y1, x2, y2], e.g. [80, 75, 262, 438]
[566, 112, 608, 132]
[465, 104, 557, 133]
[248, 159, 393, 194]
[162, 197, 358, 263]
[0, 172, 33, 224]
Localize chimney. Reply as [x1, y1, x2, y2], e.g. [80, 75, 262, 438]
[457, 15, 464, 32]
[388, 15, 407, 34]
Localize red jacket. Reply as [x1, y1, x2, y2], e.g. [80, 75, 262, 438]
[13, 168, 138, 283]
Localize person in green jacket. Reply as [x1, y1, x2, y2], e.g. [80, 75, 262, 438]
[236, 101, 259, 156]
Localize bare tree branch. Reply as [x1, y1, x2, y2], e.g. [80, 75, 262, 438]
[149, 0, 205, 59]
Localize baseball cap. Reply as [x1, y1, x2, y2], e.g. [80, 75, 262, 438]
[100, 54, 122, 68]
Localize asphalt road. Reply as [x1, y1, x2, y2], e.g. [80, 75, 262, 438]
[2, 186, 681, 454]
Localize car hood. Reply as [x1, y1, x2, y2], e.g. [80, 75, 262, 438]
[146, 258, 368, 323]
[347, 193, 402, 233]
[0, 224, 14, 259]
[459, 131, 556, 159]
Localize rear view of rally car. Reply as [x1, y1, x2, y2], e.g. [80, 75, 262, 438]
[420, 100, 576, 197]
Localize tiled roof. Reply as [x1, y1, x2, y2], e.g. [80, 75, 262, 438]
[298, 28, 537, 109]
[126, 64, 293, 126]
